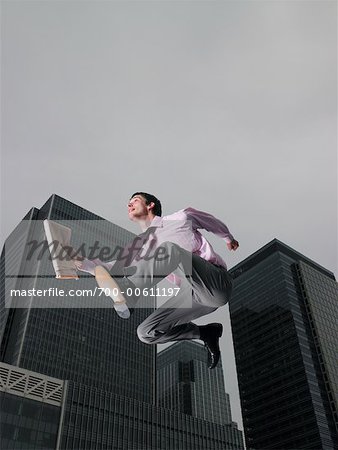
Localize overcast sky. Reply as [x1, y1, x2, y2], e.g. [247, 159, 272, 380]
[1, 0, 337, 430]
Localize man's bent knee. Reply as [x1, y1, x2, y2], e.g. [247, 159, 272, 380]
[137, 323, 167, 344]
[137, 324, 160, 344]
[137, 324, 151, 343]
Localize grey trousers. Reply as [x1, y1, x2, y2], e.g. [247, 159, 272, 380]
[114, 241, 233, 344]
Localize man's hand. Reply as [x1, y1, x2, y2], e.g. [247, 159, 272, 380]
[70, 252, 85, 270]
[73, 259, 84, 270]
[72, 257, 98, 275]
[227, 239, 239, 251]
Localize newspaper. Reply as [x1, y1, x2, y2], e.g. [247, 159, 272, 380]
[43, 219, 79, 279]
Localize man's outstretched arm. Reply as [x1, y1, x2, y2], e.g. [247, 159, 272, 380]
[184, 207, 239, 251]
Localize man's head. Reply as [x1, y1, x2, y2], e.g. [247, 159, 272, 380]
[127, 192, 162, 222]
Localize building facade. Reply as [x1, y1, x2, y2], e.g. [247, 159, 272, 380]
[158, 341, 234, 426]
[60, 379, 243, 450]
[229, 239, 338, 449]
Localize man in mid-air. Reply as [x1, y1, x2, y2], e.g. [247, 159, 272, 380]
[76, 192, 239, 369]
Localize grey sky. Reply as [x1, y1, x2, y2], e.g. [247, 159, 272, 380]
[1, 0, 337, 430]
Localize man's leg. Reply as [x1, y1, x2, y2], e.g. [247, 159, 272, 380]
[135, 250, 233, 341]
[133, 246, 233, 368]
[136, 279, 218, 344]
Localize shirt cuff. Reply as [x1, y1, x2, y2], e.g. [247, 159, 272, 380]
[78, 258, 98, 275]
[224, 235, 234, 244]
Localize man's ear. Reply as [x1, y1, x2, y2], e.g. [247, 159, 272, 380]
[147, 202, 155, 212]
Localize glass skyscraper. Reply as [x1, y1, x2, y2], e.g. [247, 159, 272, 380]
[158, 341, 234, 427]
[229, 239, 338, 449]
[1, 194, 244, 449]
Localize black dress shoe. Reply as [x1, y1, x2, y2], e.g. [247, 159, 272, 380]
[199, 323, 223, 369]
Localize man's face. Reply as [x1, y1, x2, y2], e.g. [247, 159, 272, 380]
[127, 195, 149, 221]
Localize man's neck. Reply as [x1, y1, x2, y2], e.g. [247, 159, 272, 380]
[137, 214, 155, 232]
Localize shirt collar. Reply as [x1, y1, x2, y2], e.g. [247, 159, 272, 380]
[149, 216, 163, 228]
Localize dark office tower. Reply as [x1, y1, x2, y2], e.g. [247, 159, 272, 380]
[1, 194, 156, 404]
[229, 239, 338, 450]
[0, 208, 39, 346]
[157, 341, 234, 426]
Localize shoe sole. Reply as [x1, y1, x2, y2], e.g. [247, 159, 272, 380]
[94, 266, 130, 319]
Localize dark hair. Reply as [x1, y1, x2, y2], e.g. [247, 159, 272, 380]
[130, 192, 162, 216]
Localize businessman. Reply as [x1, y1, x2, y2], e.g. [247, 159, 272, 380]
[76, 192, 239, 369]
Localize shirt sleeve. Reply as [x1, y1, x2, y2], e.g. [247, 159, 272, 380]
[184, 207, 234, 243]
[78, 258, 115, 276]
